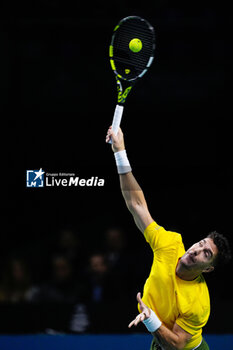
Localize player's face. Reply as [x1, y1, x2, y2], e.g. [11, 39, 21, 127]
[180, 238, 218, 272]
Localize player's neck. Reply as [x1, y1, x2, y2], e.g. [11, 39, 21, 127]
[176, 260, 201, 281]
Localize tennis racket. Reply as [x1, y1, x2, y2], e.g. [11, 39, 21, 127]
[108, 16, 155, 143]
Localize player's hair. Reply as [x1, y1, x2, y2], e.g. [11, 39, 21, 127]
[207, 231, 232, 267]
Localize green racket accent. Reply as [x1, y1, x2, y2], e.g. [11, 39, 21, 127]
[115, 77, 133, 104]
[109, 45, 114, 57]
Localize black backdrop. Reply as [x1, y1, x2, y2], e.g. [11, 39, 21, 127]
[2, 1, 233, 334]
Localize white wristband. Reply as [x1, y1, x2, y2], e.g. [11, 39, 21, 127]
[114, 150, 132, 174]
[142, 309, 162, 333]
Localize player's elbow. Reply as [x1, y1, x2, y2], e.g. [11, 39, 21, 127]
[168, 339, 186, 350]
[172, 335, 189, 350]
[169, 322, 192, 350]
[126, 200, 144, 214]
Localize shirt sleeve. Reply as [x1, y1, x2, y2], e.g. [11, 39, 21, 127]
[176, 310, 209, 336]
[144, 221, 182, 252]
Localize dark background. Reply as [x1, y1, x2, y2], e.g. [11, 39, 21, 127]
[2, 1, 233, 334]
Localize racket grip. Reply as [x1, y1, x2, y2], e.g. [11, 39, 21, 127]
[108, 104, 124, 144]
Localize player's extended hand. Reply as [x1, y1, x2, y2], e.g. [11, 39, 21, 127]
[128, 292, 151, 328]
[105, 126, 125, 153]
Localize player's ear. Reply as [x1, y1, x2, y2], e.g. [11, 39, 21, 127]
[202, 265, 214, 273]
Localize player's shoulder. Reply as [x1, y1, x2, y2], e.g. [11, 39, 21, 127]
[144, 221, 184, 250]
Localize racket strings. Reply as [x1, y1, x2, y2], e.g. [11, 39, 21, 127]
[112, 17, 155, 79]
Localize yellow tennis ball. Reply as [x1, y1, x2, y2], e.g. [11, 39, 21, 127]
[129, 38, 143, 53]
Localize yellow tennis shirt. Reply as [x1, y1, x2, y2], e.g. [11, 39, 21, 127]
[140, 221, 210, 350]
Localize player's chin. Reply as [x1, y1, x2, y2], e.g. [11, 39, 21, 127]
[180, 254, 195, 269]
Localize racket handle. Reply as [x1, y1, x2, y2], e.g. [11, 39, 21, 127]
[108, 104, 124, 144]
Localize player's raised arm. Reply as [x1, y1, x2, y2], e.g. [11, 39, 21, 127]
[106, 127, 154, 234]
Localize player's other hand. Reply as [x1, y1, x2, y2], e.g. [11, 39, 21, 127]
[128, 292, 151, 328]
[105, 126, 125, 153]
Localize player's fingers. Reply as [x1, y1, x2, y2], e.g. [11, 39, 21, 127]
[128, 314, 145, 328]
[135, 313, 144, 323]
[110, 130, 118, 142]
[134, 315, 143, 325]
[137, 292, 143, 306]
[105, 127, 113, 142]
[128, 317, 139, 328]
[128, 320, 135, 328]
[106, 126, 112, 134]
[105, 132, 110, 142]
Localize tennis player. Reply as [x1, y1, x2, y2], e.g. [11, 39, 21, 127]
[106, 127, 231, 350]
